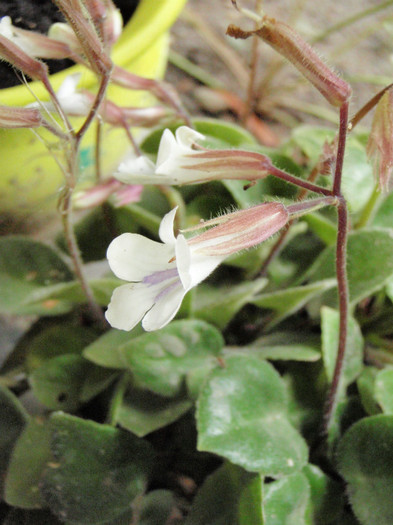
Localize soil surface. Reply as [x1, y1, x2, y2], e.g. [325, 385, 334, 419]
[167, 0, 393, 131]
[0, 0, 140, 88]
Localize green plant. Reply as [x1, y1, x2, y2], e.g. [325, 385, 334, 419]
[1, 1, 393, 523]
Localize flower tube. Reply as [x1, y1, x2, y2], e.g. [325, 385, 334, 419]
[105, 203, 289, 331]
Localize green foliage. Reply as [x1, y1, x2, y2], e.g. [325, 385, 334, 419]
[197, 354, 308, 476]
[1, 84, 393, 525]
[337, 415, 393, 525]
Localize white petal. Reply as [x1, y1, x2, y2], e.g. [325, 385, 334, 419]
[175, 234, 192, 290]
[175, 126, 205, 147]
[188, 250, 224, 287]
[105, 282, 155, 331]
[114, 155, 174, 185]
[107, 233, 174, 281]
[0, 17, 13, 39]
[142, 284, 186, 331]
[57, 73, 80, 99]
[156, 128, 177, 169]
[159, 207, 178, 245]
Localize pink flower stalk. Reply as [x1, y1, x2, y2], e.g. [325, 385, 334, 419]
[105, 203, 288, 331]
[227, 17, 351, 107]
[367, 88, 393, 192]
[0, 105, 43, 128]
[115, 126, 278, 186]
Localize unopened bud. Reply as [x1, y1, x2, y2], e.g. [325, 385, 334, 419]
[227, 17, 352, 107]
[187, 202, 289, 256]
[367, 87, 393, 192]
[0, 16, 74, 60]
[0, 105, 43, 128]
[84, 0, 123, 49]
[53, 0, 112, 75]
[0, 33, 48, 82]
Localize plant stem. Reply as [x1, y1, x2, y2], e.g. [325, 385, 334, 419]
[60, 186, 106, 327]
[333, 103, 349, 195]
[323, 197, 349, 432]
[323, 102, 350, 434]
[76, 72, 111, 143]
[269, 166, 333, 196]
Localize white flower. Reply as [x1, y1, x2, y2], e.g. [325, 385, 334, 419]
[105, 202, 289, 331]
[105, 207, 224, 331]
[115, 126, 275, 186]
[0, 17, 31, 53]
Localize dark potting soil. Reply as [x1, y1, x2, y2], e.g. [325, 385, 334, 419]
[0, 0, 140, 89]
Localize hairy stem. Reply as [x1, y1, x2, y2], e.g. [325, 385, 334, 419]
[76, 71, 111, 144]
[323, 198, 349, 432]
[323, 102, 350, 433]
[60, 185, 106, 326]
[269, 166, 333, 196]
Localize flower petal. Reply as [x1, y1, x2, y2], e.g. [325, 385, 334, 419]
[105, 282, 155, 331]
[142, 283, 186, 331]
[116, 155, 157, 184]
[107, 233, 175, 282]
[175, 126, 205, 147]
[159, 207, 178, 245]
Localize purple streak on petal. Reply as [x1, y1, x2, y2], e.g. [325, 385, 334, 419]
[142, 268, 178, 285]
[155, 279, 181, 302]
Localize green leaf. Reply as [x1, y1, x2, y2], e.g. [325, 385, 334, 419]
[0, 237, 73, 315]
[357, 367, 381, 416]
[29, 355, 91, 412]
[238, 475, 264, 525]
[373, 192, 393, 228]
[321, 307, 364, 389]
[303, 464, 343, 524]
[4, 418, 51, 509]
[337, 415, 393, 525]
[225, 342, 320, 362]
[79, 367, 120, 403]
[375, 368, 393, 414]
[194, 278, 267, 329]
[139, 490, 176, 525]
[22, 320, 98, 373]
[304, 229, 393, 307]
[3, 509, 63, 525]
[118, 320, 224, 397]
[197, 355, 308, 476]
[263, 472, 310, 525]
[252, 279, 337, 327]
[0, 385, 29, 494]
[303, 212, 336, 246]
[291, 127, 373, 213]
[291, 126, 335, 163]
[115, 387, 192, 437]
[185, 462, 260, 525]
[41, 413, 154, 524]
[83, 327, 144, 369]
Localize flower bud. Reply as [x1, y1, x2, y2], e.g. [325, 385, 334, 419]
[367, 87, 393, 192]
[0, 105, 43, 128]
[227, 16, 351, 107]
[0, 16, 74, 60]
[0, 33, 48, 82]
[53, 0, 112, 75]
[187, 202, 289, 256]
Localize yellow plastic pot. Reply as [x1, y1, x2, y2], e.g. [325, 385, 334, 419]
[0, 0, 186, 214]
